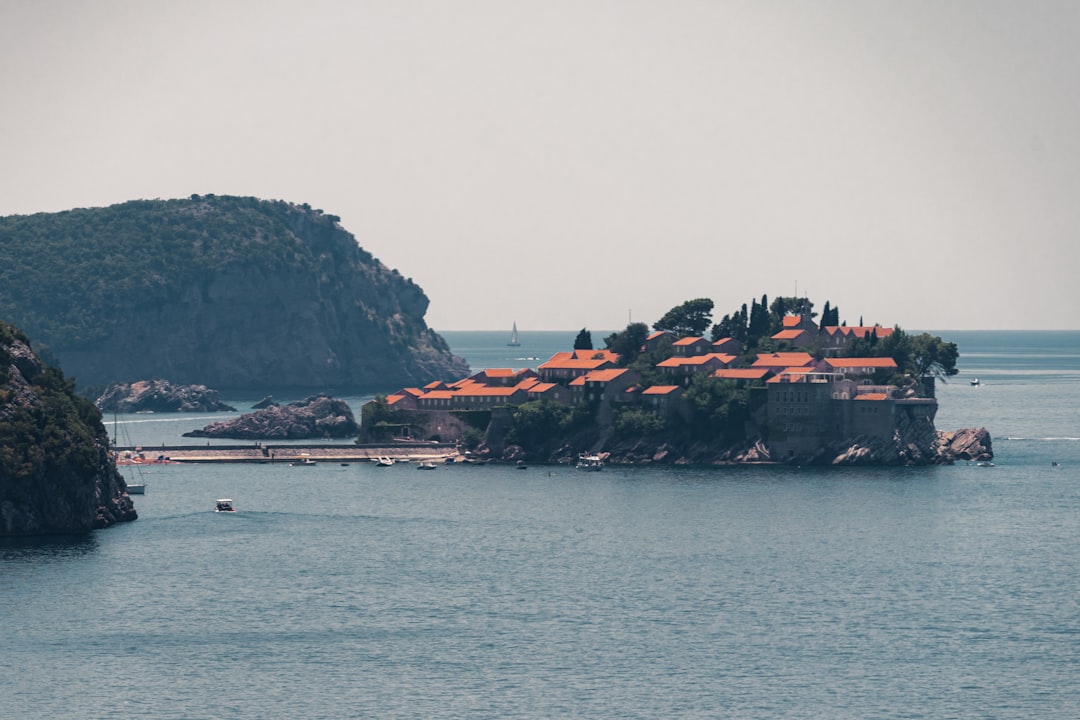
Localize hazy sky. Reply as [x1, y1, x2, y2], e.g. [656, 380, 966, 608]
[2, 0, 1077, 331]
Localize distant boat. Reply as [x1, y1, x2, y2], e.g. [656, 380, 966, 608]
[374, 457, 395, 467]
[290, 455, 317, 467]
[970, 378, 980, 386]
[576, 454, 604, 471]
[215, 498, 236, 513]
[507, 321, 521, 347]
[417, 461, 437, 470]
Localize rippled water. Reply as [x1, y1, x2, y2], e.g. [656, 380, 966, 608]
[2, 331, 1078, 718]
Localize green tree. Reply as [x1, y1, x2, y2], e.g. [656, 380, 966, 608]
[573, 328, 593, 350]
[654, 298, 714, 337]
[909, 333, 959, 382]
[604, 322, 650, 365]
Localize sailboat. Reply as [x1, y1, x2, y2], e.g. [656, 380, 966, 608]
[507, 321, 521, 347]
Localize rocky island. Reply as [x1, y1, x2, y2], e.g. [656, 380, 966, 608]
[0, 195, 468, 392]
[184, 394, 358, 439]
[360, 295, 993, 467]
[95, 379, 236, 413]
[0, 321, 136, 535]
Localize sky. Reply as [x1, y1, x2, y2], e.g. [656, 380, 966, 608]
[1, 0, 1078, 331]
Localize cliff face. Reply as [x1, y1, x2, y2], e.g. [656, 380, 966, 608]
[0, 323, 136, 535]
[0, 196, 468, 392]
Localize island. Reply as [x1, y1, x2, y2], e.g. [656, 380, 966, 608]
[0, 195, 468, 393]
[359, 295, 993, 466]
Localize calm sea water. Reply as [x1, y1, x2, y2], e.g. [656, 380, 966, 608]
[2, 331, 1078, 719]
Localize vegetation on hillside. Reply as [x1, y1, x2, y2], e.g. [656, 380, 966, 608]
[0, 195, 378, 352]
[0, 317, 111, 509]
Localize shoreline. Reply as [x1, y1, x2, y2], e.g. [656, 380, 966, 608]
[116, 442, 459, 464]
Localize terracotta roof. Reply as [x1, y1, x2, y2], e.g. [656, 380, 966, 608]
[752, 352, 813, 368]
[538, 357, 614, 371]
[454, 385, 520, 397]
[712, 368, 770, 379]
[854, 393, 890, 401]
[642, 385, 682, 395]
[421, 390, 456, 400]
[771, 329, 806, 340]
[826, 357, 898, 368]
[528, 383, 558, 394]
[782, 315, 802, 327]
[673, 336, 708, 346]
[583, 368, 629, 382]
[480, 368, 516, 378]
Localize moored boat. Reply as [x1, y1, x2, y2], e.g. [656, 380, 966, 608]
[576, 454, 603, 471]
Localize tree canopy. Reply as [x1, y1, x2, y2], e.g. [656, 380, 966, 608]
[654, 298, 714, 337]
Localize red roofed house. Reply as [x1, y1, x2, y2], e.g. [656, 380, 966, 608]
[656, 353, 735, 385]
[752, 352, 815, 371]
[711, 368, 772, 385]
[819, 325, 895, 355]
[711, 337, 742, 355]
[672, 336, 713, 357]
[537, 350, 618, 384]
[824, 357, 898, 379]
[573, 367, 641, 405]
[641, 385, 686, 420]
[643, 330, 676, 354]
[770, 327, 815, 348]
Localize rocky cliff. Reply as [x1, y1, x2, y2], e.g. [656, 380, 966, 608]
[0, 322, 136, 535]
[0, 196, 468, 392]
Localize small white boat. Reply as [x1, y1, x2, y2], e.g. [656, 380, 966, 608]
[507, 321, 521, 347]
[290, 455, 317, 467]
[970, 378, 980, 386]
[126, 482, 146, 495]
[374, 457, 395, 467]
[417, 461, 437, 470]
[977, 460, 995, 467]
[576, 454, 604, 471]
[215, 498, 236, 513]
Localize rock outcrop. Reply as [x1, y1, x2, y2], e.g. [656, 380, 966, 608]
[183, 394, 358, 439]
[95, 379, 236, 413]
[0, 196, 468, 392]
[935, 427, 994, 462]
[0, 321, 136, 535]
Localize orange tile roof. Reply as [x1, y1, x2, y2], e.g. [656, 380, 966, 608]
[642, 385, 682, 395]
[752, 352, 813, 367]
[771, 329, 806, 340]
[480, 368, 516, 378]
[782, 315, 802, 327]
[712, 368, 770, 379]
[528, 383, 558, 394]
[421, 390, 456, 400]
[673, 336, 707, 346]
[584, 368, 629, 382]
[538, 357, 614, 371]
[454, 385, 520, 397]
[854, 393, 890, 401]
[826, 357, 898, 368]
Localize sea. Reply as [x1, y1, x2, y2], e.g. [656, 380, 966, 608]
[2, 330, 1078, 719]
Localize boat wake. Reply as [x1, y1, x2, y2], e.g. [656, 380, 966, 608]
[1005, 436, 1080, 442]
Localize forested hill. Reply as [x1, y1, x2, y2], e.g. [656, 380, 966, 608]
[0, 195, 467, 392]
